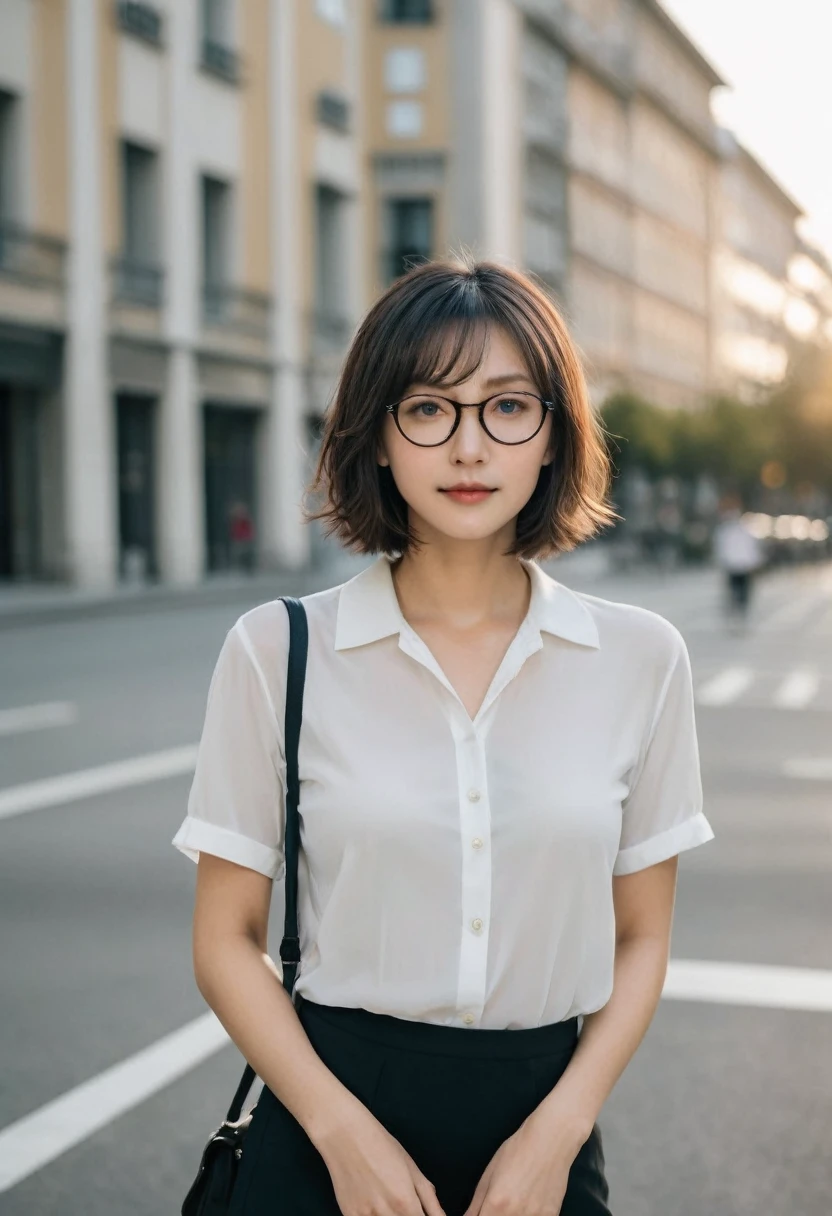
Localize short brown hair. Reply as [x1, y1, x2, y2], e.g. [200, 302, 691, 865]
[306, 253, 619, 559]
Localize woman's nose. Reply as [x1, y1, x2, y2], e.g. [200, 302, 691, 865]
[450, 407, 489, 459]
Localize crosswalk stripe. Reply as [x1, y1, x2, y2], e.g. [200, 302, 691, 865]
[2, 958, 830, 1192]
[773, 668, 820, 708]
[757, 596, 819, 632]
[0, 702, 78, 737]
[782, 757, 832, 780]
[0, 746, 199, 822]
[696, 667, 754, 706]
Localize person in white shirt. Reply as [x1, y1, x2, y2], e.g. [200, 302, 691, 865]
[711, 494, 765, 631]
[174, 255, 714, 1216]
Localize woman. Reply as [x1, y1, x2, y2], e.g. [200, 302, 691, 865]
[173, 256, 714, 1216]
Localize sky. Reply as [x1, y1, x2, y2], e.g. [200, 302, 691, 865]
[660, 0, 832, 258]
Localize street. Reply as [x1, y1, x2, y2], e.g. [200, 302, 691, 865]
[1, 555, 831, 1215]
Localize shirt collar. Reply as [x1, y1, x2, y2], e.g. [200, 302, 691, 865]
[334, 555, 600, 651]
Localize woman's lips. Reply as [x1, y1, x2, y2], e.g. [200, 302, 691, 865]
[440, 487, 496, 504]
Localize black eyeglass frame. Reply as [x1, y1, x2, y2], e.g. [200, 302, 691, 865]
[384, 392, 557, 447]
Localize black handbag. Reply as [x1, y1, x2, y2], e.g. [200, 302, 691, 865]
[181, 595, 309, 1215]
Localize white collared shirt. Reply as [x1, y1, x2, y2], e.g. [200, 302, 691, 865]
[173, 556, 713, 1029]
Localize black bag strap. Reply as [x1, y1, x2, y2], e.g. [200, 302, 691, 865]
[224, 595, 309, 1123]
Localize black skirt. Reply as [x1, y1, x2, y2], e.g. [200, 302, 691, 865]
[229, 994, 612, 1216]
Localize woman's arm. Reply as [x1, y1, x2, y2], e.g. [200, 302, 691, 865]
[525, 855, 680, 1152]
[192, 852, 447, 1216]
[192, 852, 358, 1140]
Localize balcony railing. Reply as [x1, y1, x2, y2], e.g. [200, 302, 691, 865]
[202, 285, 271, 339]
[0, 222, 66, 287]
[112, 257, 164, 308]
[201, 38, 241, 84]
[116, 0, 163, 46]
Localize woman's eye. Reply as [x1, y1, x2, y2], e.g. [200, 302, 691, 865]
[497, 397, 523, 414]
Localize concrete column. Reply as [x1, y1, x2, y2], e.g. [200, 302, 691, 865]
[64, 0, 117, 588]
[262, 0, 309, 571]
[158, 0, 203, 585]
[481, 0, 522, 264]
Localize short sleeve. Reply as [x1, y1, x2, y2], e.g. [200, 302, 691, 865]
[614, 627, 714, 876]
[172, 617, 287, 880]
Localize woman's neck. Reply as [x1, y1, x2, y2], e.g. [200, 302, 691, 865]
[390, 542, 531, 633]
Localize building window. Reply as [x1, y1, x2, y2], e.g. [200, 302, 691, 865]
[316, 0, 347, 26]
[116, 1, 163, 47]
[0, 90, 19, 225]
[313, 184, 350, 349]
[200, 0, 240, 83]
[201, 174, 233, 320]
[386, 100, 423, 138]
[115, 141, 163, 306]
[384, 197, 433, 283]
[384, 48, 426, 92]
[379, 0, 434, 22]
[316, 90, 350, 133]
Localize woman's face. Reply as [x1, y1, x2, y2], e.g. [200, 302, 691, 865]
[377, 325, 554, 549]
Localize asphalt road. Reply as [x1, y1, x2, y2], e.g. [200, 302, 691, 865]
[1, 554, 831, 1215]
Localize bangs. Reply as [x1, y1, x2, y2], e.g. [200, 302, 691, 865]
[381, 281, 502, 400]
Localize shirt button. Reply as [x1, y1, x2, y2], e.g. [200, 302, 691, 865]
[471, 917, 484, 932]
[467, 789, 481, 802]
[471, 837, 483, 849]
[462, 1013, 475, 1025]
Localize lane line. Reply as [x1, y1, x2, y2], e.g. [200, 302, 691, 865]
[696, 667, 754, 706]
[0, 1012, 227, 1193]
[0, 746, 198, 822]
[2, 958, 832, 1192]
[782, 757, 832, 780]
[0, 702, 78, 737]
[663, 959, 832, 1012]
[773, 668, 820, 709]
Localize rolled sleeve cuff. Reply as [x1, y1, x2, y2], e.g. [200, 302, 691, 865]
[613, 811, 714, 877]
[172, 816, 285, 881]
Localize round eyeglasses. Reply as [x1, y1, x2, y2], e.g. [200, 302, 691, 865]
[385, 391, 556, 447]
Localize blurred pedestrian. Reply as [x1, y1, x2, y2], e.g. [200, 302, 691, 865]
[712, 494, 765, 632]
[174, 256, 714, 1216]
[228, 500, 255, 573]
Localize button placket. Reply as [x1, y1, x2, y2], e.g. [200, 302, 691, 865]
[452, 721, 492, 1025]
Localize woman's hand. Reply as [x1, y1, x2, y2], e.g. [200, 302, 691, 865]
[313, 1098, 447, 1216]
[461, 1105, 591, 1216]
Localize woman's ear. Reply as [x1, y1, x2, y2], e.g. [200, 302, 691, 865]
[377, 437, 390, 468]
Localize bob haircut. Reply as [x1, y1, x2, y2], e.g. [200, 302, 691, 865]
[307, 253, 620, 560]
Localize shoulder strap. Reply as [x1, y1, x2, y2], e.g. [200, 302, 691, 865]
[224, 595, 309, 1123]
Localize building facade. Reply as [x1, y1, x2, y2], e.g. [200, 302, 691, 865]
[0, 0, 826, 588]
[0, 0, 366, 587]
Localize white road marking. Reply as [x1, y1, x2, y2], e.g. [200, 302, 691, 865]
[0, 746, 198, 822]
[2, 958, 832, 1191]
[0, 702, 78, 737]
[782, 757, 832, 780]
[663, 959, 832, 1012]
[772, 668, 820, 709]
[696, 667, 754, 706]
[0, 1012, 228, 1193]
[813, 604, 832, 636]
[757, 594, 821, 633]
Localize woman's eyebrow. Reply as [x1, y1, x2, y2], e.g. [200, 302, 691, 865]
[483, 373, 536, 388]
[421, 372, 536, 390]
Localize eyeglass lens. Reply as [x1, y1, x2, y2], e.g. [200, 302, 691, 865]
[395, 392, 546, 445]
